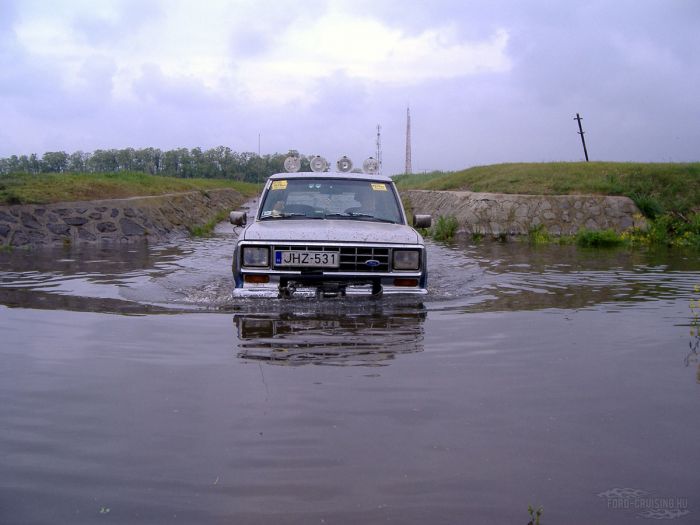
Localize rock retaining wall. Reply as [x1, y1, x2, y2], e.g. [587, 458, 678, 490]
[0, 188, 247, 248]
[1, 188, 647, 248]
[403, 190, 646, 237]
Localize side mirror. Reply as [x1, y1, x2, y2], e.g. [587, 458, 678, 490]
[413, 214, 432, 229]
[229, 211, 247, 226]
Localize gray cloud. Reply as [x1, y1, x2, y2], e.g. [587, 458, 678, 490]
[70, 0, 163, 46]
[1, 0, 698, 172]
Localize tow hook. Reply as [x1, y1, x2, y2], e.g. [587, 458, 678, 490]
[316, 284, 347, 299]
[279, 283, 296, 298]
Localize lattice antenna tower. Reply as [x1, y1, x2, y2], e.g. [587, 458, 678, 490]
[405, 106, 412, 174]
[376, 124, 383, 175]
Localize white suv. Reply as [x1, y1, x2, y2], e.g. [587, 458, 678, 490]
[229, 156, 431, 298]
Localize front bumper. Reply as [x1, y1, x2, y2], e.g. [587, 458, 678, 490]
[232, 273, 428, 298]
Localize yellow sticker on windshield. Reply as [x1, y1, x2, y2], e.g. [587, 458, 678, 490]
[371, 183, 387, 191]
[271, 180, 287, 190]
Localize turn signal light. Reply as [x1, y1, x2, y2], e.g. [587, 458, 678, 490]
[393, 278, 418, 287]
[244, 275, 270, 284]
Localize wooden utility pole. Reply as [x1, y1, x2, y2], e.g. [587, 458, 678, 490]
[574, 113, 589, 162]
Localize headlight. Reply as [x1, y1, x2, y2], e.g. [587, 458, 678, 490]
[393, 249, 420, 270]
[242, 246, 269, 267]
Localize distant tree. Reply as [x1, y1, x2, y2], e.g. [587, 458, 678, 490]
[28, 153, 41, 174]
[176, 148, 192, 177]
[15, 155, 29, 173]
[115, 148, 135, 171]
[0, 155, 21, 174]
[133, 148, 161, 174]
[267, 153, 286, 175]
[0, 146, 315, 179]
[244, 153, 267, 182]
[190, 147, 205, 177]
[89, 149, 118, 172]
[68, 151, 88, 172]
[160, 149, 179, 176]
[41, 151, 69, 173]
[204, 147, 224, 177]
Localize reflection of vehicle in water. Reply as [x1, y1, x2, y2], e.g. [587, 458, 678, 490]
[229, 155, 431, 299]
[233, 301, 426, 366]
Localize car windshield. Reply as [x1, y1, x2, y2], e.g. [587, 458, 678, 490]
[258, 177, 404, 224]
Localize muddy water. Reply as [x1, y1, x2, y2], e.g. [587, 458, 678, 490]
[1, 222, 699, 524]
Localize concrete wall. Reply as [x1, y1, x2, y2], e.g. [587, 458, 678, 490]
[403, 190, 647, 237]
[0, 188, 247, 248]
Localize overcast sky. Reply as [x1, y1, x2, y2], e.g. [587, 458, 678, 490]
[1, 0, 698, 174]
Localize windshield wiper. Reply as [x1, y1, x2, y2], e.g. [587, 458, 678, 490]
[360, 216, 397, 224]
[326, 212, 396, 223]
[259, 212, 306, 220]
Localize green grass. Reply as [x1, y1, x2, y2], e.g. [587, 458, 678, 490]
[430, 215, 459, 242]
[396, 162, 700, 249]
[628, 212, 700, 248]
[527, 224, 553, 245]
[575, 228, 625, 247]
[394, 162, 700, 215]
[188, 210, 231, 237]
[394, 162, 700, 249]
[0, 171, 260, 205]
[523, 218, 700, 249]
[527, 504, 544, 525]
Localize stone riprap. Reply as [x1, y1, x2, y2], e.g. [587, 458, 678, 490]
[0, 188, 246, 248]
[403, 190, 647, 237]
[2, 187, 646, 248]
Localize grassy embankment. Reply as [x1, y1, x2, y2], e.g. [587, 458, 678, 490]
[395, 162, 700, 248]
[0, 171, 260, 205]
[0, 171, 261, 238]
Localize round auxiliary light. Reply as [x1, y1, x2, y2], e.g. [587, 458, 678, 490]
[283, 156, 301, 173]
[336, 155, 353, 173]
[362, 157, 379, 174]
[309, 155, 328, 172]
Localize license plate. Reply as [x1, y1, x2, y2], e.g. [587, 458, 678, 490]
[275, 250, 340, 268]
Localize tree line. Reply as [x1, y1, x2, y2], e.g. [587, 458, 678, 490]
[0, 147, 313, 182]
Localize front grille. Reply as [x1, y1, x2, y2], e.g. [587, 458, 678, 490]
[272, 245, 390, 272]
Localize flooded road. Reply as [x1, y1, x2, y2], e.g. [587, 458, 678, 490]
[1, 222, 699, 524]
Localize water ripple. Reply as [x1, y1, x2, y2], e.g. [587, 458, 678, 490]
[1, 229, 699, 316]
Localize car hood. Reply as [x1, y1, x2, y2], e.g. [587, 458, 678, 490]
[241, 219, 422, 244]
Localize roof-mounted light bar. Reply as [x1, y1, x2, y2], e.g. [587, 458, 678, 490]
[283, 154, 380, 174]
[309, 155, 329, 172]
[362, 157, 379, 174]
[283, 156, 301, 172]
[336, 155, 353, 172]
